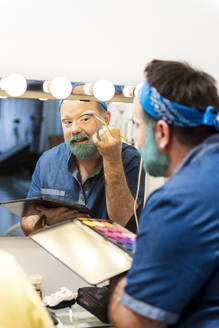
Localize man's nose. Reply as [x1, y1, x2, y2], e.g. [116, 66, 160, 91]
[71, 121, 82, 134]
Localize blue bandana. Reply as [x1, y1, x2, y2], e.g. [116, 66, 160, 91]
[59, 99, 107, 110]
[72, 82, 107, 110]
[98, 101, 107, 110]
[139, 80, 219, 131]
[58, 82, 108, 111]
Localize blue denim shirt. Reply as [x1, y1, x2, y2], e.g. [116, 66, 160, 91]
[122, 134, 219, 327]
[28, 142, 145, 220]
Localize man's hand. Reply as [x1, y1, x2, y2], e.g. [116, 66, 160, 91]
[21, 204, 90, 235]
[93, 125, 137, 227]
[21, 214, 45, 235]
[36, 205, 90, 226]
[93, 126, 122, 161]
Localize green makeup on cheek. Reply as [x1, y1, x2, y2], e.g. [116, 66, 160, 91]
[140, 119, 169, 177]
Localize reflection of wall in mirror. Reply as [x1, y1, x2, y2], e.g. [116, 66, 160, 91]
[109, 102, 135, 146]
[0, 98, 42, 154]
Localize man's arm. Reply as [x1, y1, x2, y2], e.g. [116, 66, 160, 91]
[20, 203, 45, 236]
[21, 204, 90, 235]
[109, 275, 167, 328]
[93, 126, 140, 226]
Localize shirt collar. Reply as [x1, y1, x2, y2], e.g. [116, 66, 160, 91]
[174, 134, 219, 176]
[67, 153, 103, 182]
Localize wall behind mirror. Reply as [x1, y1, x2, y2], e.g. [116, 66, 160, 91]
[0, 96, 137, 236]
[0, 1, 218, 85]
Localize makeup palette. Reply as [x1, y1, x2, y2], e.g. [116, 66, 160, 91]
[31, 218, 136, 285]
[77, 218, 135, 255]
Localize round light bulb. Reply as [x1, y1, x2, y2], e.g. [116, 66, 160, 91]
[83, 83, 93, 95]
[1, 74, 27, 97]
[123, 85, 135, 97]
[43, 80, 51, 93]
[134, 82, 144, 98]
[50, 77, 72, 99]
[93, 80, 115, 101]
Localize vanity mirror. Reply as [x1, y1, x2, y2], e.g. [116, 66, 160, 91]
[0, 79, 136, 236]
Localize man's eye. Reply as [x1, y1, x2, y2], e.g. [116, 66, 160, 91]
[79, 117, 91, 123]
[63, 120, 72, 126]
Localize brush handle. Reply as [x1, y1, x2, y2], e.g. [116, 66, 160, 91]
[95, 116, 128, 141]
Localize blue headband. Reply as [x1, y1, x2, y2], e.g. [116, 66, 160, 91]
[58, 99, 107, 110]
[138, 80, 219, 131]
[71, 82, 107, 110]
[98, 101, 107, 110]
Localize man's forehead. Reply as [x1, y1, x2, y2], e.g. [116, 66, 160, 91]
[60, 100, 99, 113]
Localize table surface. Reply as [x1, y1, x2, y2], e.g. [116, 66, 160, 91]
[52, 304, 113, 328]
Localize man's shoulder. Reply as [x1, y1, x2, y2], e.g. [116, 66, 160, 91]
[40, 142, 70, 161]
[121, 143, 140, 158]
[145, 152, 219, 220]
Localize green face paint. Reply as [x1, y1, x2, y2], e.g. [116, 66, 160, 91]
[65, 134, 97, 159]
[140, 118, 169, 177]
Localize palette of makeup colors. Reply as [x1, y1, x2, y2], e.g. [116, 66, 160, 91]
[78, 218, 135, 254]
[31, 218, 136, 285]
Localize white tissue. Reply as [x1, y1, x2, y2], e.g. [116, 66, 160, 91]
[43, 287, 77, 307]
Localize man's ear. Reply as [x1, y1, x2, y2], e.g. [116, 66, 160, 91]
[104, 111, 111, 124]
[154, 120, 171, 150]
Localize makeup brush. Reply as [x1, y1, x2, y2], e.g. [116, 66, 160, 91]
[94, 115, 128, 142]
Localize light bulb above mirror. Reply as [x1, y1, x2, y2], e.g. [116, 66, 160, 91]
[0, 74, 135, 103]
[134, 82, 144, 98]
[123, 85, 135, 97]
[0, 73, 27, 97]
[83, 83, 93, 96]
[93, 80, 115, 101]
[43, 77, 72, 99]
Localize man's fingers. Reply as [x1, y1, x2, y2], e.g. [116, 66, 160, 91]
[92, 132, 101, 146]
[100, 126, 114, 141]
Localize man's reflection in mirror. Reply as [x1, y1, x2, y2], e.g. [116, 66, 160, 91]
[20, 100, 145, 235]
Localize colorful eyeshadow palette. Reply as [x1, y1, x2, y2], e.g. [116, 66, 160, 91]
[78, 218, 135, 255]
[31, 218, 136, 285]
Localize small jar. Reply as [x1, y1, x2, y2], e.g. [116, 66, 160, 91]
[29, 274, 43, 299]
